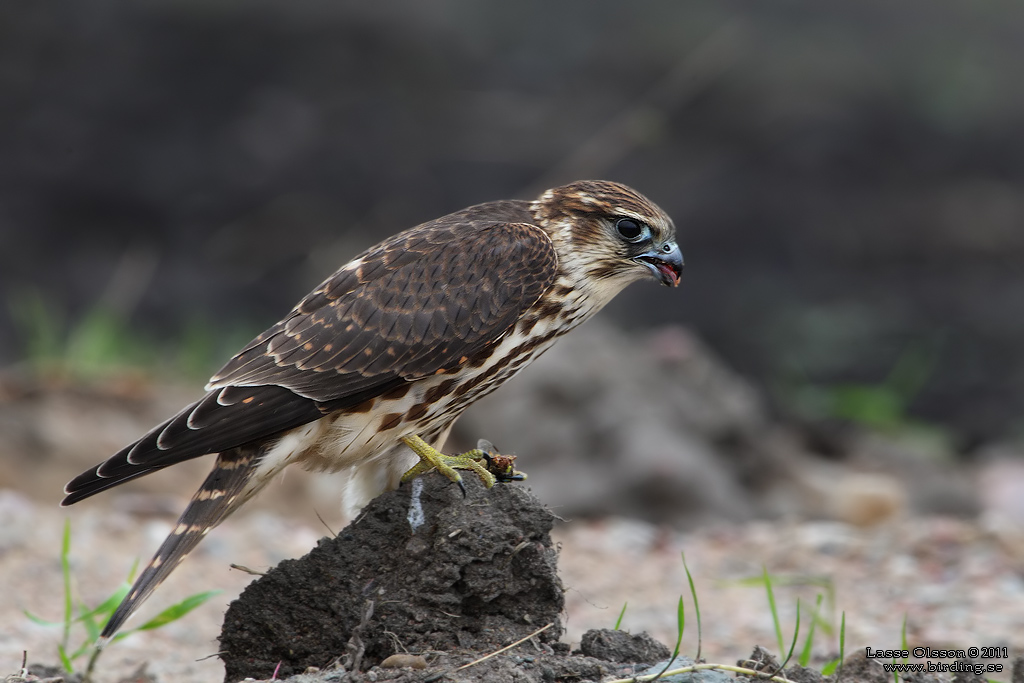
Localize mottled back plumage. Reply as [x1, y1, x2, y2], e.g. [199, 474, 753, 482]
[65, 212, 556, 502]
[62, 180, 682, 640]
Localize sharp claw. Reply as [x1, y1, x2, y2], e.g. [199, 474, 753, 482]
[401, 434, 522, 493]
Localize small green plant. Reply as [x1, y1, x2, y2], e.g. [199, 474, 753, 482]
[649, 596, 685, 680]
[798, 593, 824, 667]
[758, 567, 802, 674]
[613, 601, 628, 630]
[901, 613, 909, 663]
[639, 554, 702, 681]
[603, 562, 850, 683]
[8, 287, 260, 382]
[24, 519, 221, 681]
[784, 335, 950, 443]
[889, 614, 911, 683]
[731, 568, 834, 663]
[730, 572, 835, 631]
[821, 611, 846, 677]
[9, 289, 152, 378]
[762, 566, 785, 655]
[681, 553, 702, 660]
[729, 568, 850, 676]
[781, 600, 802, 669]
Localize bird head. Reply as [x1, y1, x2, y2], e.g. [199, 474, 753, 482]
[531, 180, 683, 291]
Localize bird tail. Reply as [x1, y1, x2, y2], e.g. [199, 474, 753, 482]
[100, 444, 264, 641]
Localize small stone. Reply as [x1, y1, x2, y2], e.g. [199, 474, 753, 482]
[737, 645, 780, 673]
[379, 654, 427, 669]
[577, 629, 670, 664]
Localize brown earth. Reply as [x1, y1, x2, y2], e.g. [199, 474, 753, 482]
[6, 502, 1024, 681]
[219, 475, 567, 681]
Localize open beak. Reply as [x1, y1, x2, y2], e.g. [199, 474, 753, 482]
[636, 241, 683, 287]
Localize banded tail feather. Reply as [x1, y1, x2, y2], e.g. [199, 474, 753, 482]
[100, 445, 263, 640]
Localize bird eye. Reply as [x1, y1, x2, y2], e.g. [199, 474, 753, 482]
[615, 218, 646, 242]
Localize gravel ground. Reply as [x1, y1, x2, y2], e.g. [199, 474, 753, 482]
[3, 486, 1023, 682]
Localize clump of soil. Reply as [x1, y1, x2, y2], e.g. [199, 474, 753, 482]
[218, 475, 685, 683]
[219, 475, 575, 682]
[576, 629, 669, 664]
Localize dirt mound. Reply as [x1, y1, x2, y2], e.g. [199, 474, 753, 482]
[218, 474, 686, 683]
[219, 474, 576, 682]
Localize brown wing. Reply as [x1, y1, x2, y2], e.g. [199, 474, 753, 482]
[208, 211, 557, 400]
[63, 203, 557, 505]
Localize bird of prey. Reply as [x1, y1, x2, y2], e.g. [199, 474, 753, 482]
[62, 179, 683, 641]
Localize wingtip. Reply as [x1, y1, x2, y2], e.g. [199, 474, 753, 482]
[60, 488, 88, 507]
[62, 465, 100, 499]
[60, 477, 97, 506]
[61, 463, 162, 507]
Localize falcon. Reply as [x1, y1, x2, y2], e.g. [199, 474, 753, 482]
[63, 180, 683, 640]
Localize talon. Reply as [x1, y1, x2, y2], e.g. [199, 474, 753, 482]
[400, 435, 496, 491]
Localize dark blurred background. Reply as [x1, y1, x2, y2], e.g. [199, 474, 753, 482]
[3, 0, 1023, 448]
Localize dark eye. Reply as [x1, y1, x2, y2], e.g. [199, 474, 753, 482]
[615, 218, 645, 242]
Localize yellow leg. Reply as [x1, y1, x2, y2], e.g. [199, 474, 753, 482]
[400, 435, 526, 496]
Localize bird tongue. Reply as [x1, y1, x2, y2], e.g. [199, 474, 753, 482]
[656, 262, 681, 287]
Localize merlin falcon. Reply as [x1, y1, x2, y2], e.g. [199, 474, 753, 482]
[63, 180, 683, 640]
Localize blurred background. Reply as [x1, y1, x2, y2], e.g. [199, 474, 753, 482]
[2, 0, 1024, 528]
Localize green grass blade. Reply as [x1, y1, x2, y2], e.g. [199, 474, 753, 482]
[57, 643, 74, 674]
[682, 553, 702, 661]
[900, 614, 908, 664]
[124, 590, 222, 633]
[60, 519, 73, 653]
[821, 611, 845, 676]
[125, 558, 141, 584]
[73, 583, 131, 626]
[777, 598, 801, 672]
[674, 595, 685, 656]
[23, 610, 62, 628]
[651, 596, 686, 681]
[798, 593, 823, 666]
[614, 602, 628, 630]
[79, 599, 101, 643]
[839, 611, 846, 678]
[762, 566, 784, 655]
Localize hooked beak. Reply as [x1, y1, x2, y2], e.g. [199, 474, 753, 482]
[635, 241, 683, 287]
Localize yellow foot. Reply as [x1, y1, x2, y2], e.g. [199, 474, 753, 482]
[400, 435, 526, 496]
